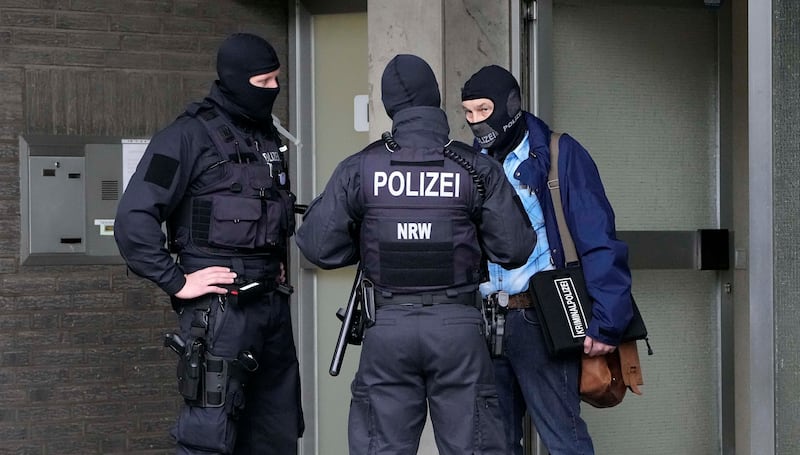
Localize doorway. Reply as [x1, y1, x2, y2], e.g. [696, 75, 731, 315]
[290, 8, 370, 455]
[524, 0, 729, 453]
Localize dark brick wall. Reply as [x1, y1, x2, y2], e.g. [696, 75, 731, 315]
[0, 1, 288, 453]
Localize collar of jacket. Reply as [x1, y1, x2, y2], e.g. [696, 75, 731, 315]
[510, 112, 566, 269]
[390, 106, 450, 150]
[507, 112, 553, 185]
[523, 112, 552, 159]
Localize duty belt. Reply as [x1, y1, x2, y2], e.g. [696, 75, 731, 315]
[507, 291, 535, 309]
[174, 277, 282, 311]
[374, 292, 477, 307]
[177, 256, 280, 282]
[487, 290, 536, 310]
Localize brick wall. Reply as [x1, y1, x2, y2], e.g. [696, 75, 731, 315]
[0, 1, 288, 453]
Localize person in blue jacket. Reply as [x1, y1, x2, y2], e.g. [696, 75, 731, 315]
[461, 65, 633, 455]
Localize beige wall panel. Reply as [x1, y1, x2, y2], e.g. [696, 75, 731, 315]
[312, 12, 369, 455]
[366, 0, 511, 144]
[444, 0, 511, 142]
[367, 0, 444, 141]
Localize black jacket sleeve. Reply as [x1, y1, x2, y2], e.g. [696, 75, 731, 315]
[295, 154, 362, 269]
[472, 153, 537, 269]
[114, 120, 200, 295]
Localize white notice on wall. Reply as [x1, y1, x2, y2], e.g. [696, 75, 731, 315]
[93, 219, 115, 236]
[121, 139, 150, 191]
[354, 94, 369, 132]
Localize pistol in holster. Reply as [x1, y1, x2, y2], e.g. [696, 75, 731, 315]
[177, 336, 205, 402]
[482, 292, 509, 358]
[165, 332, 259, 409]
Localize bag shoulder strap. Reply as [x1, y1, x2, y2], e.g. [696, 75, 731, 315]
[548, 132, 579, 264]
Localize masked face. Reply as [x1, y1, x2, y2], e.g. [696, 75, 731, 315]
[235, 69, 280, 122]
[462, 91, 523, 150]
[461, 65, 525, 153]
[469, 122, 499, 148]
[462, 98, 498, 147]
[216, 33, 281, 123]
[249, 71, 280, 89]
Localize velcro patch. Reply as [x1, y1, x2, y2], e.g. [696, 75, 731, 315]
[199, 109, 218, 121]
[144, 154, 179, 190]
[218, 125, 234, 142]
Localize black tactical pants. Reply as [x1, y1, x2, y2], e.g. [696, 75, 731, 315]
[348, 302, 507, 455]
[171, 291, 303, 455]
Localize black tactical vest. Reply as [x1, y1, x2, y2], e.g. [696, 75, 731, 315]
[169, 105, 295, 259]
[359, 141, 483, 293]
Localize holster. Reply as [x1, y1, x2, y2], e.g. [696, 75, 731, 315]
[177, 338, 205, 402]
[481, 295, 507, 358]
[361, 279, 376, 327]
[176, 341, 259, 410]
[202, 353, 229, 407]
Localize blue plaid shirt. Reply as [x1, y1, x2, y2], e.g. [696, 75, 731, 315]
[480, 132, 554, 297]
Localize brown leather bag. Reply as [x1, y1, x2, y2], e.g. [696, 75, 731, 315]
[580, 340, 644, 408]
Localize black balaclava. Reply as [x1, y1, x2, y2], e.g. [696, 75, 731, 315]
[216, 33, 280, 123]
[461, 65, 526, 158]
[381, 54, 441, 119]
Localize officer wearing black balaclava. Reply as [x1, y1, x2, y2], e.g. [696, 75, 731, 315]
[115, 33, 303, 455]
[461, 64, 527, 161]
[216, 32, 280, 123]
[461, 64, 633, 455]
[296, 54, 536, 455]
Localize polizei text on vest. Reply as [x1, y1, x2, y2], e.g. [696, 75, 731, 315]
[374, 171, 462, 198]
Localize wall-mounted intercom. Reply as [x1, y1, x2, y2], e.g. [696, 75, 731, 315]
[19, 135, 132, 265]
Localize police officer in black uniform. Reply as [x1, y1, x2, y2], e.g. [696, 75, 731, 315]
[295, 54, 536, 455]
[115, 33, 303, 455]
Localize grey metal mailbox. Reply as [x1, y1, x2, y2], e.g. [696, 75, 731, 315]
[20, 135, 127, 265]
[28, 155, 87, 254]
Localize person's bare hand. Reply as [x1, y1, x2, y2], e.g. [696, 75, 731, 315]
[583, 336, 616, 357]
[277, 262, 286, 284]
[174, 266, 237, 300]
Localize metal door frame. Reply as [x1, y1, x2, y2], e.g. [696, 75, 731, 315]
[289, 4, 317, 454]
[747, 0, 775, 453]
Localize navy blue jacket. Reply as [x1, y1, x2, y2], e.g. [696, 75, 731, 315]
[493, 112, 633, 345]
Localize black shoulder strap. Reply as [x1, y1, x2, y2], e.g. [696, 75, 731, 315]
[189, 106, 244, 163]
